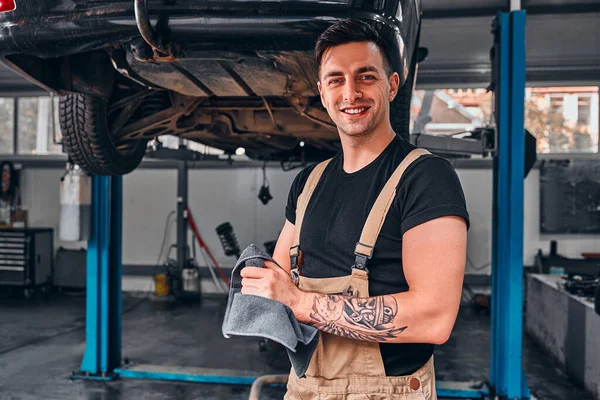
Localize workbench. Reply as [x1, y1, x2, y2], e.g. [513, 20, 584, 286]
[526, 274, 600, 400]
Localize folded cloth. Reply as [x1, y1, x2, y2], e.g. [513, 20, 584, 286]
[222, 244, 319, 378]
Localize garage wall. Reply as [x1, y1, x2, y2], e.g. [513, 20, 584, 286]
[19, 164, 600, 278]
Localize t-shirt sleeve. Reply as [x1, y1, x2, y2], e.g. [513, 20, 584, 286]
[285, 164, 317, 224]
[396, 155, 470, 236]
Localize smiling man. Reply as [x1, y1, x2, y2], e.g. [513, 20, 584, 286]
[240, 19, 470, 399]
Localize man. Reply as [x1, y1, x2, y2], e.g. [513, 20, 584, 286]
[241, 19, 469, 399]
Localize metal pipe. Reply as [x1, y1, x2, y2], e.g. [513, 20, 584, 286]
[134, 0, 166, 53]
[248, 374, 288, 400]
[176, 159, 188, 272]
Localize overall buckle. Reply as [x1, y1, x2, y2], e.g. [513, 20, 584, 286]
[353, 242, 373, 272]
[290, 245, 302, 282]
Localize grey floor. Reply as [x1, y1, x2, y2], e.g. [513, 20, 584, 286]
[0, 289, 593, 400]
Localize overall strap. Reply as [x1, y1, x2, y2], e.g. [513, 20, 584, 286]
[290, 159, 332, 278]
[354, 148, 431, 270]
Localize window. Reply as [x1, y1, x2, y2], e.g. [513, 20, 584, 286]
[410, 88, 491, 136]
[0, 98, 14, 154]
[17, 96, 63, 155]
[577, 94, 592, 127]
[154, 135, 224, 155]
[412, 86, 600, 154]
[525, 87, 599, 153]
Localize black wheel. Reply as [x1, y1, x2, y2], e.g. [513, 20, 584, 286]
[59, 93, 148, 176]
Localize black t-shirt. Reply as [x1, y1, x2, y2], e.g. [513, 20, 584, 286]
[285, 135, 470, 376]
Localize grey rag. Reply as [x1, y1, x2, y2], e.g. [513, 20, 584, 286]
[221, 244, 319, 378]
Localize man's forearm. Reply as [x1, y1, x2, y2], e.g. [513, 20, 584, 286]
[294, 291, 454, 344]
[295, 292, 408, 342]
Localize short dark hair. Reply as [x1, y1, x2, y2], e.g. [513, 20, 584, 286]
[314, 19, 393, 77]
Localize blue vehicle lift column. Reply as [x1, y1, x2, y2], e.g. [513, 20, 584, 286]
[73, 175, 123, 380]
[490, 10, 531, 400]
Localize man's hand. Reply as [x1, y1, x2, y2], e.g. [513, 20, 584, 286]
[240, 261, 314, 322]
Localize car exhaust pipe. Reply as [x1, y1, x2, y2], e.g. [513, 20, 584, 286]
[134, 0, 173, 60]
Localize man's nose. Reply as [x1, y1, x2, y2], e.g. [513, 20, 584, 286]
[343, 80, 362, 103]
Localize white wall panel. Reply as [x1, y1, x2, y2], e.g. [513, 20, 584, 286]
[20, 164, 600, 277]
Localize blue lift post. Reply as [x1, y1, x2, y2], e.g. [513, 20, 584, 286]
[76, 10, 531, 399]
[491, 10, 531, 400]
[73, 175, 123, 381]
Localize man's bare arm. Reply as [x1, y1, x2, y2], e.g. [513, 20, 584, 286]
[269, 219, 295, 274]
[303, 292, 408, 342]
[295, 216, 467, 344]
[241, 216, 467, 345]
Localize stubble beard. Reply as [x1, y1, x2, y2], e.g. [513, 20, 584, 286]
[337, 112, 381, 144]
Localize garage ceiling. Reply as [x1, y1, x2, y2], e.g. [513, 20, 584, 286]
[0, 1, 598, 94]
[419, 11, 600, 88]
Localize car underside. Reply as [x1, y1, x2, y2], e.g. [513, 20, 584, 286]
[0, 0, 421, 175]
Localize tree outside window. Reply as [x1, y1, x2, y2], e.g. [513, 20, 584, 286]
[525, 87, 599, 153]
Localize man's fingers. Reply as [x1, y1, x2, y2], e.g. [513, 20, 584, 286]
[240, 266, 268, 278]
[241, 278, 261, 288]
[241, 284, 272, 299]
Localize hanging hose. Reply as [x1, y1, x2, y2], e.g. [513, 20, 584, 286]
[186, 206, 231, 287]
[198, 244, 229, 293]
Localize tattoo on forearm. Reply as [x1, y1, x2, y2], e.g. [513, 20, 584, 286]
[309, 294, 407, 341]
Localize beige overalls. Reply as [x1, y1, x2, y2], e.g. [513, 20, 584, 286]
[285, 148, 437, 400]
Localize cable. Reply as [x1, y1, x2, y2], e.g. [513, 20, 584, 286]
[199, 243, 228, 293]
[186, 206, 231, 287]
[126, 210, 176, 313]
[194, 235, 227, 293]
[155, 210, 176, 271]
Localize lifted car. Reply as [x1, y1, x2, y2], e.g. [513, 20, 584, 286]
[0, 0, 422, 175]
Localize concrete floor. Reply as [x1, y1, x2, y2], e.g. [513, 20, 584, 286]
[0, 290, 593, 400]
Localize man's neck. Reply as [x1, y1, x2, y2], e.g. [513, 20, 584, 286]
[340, 127, 397, 174]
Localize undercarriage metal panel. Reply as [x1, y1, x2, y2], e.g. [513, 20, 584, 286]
[126, 50, 316, 98]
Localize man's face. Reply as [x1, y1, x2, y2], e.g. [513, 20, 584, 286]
[318, 41, 399, 139]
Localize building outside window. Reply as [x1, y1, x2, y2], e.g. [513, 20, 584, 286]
[17, 96, 62, 155]
[411, 86, 600, 154]
[0, 98, 14, 154]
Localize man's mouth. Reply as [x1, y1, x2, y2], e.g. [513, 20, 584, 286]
[341, 107, 370, 116]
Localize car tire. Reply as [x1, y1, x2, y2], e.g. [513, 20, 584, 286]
[59, 93, 147, 176]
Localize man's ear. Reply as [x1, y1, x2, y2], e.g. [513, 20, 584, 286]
[388, 72, 400, 102]
[317, 80, 325, 108]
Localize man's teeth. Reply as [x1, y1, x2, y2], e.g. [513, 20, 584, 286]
[343, 108, 366, 114]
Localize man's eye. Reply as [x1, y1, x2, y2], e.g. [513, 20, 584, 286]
[329, 79, 342, 85]
[361, 75, 376, 80]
